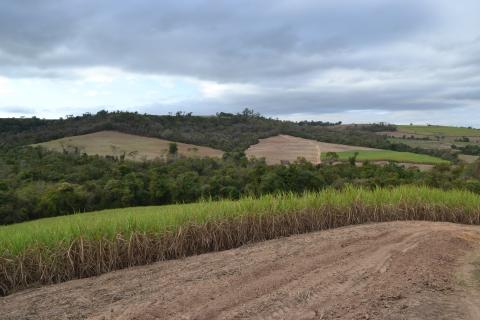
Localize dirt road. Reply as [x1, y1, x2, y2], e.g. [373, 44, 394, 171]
[2, 221, 480, 319]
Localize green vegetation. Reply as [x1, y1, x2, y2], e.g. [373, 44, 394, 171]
[387, 137, 454, 150]
[168, 142, 178, 155]
[2, 185, 480, 295]
[0, 110, 377, 152]
[3, 144, 480, 225]
[322, 150, 449, 165]
[398, 125, 480, 137]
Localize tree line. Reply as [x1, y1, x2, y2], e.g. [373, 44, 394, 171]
[1, 145, 478, 225]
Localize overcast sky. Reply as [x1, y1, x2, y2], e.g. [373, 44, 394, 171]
[0, 0, 479, 125]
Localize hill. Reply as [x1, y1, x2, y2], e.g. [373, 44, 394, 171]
[378, 125, 480, 163]
[0, 110, 433, 154]
[33, 130, 223, 161]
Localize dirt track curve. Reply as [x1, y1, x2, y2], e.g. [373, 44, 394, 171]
[2, 221, 480, 320]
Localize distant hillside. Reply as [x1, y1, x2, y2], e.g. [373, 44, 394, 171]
[378, 125, 480, 163]
[0, 110, 395, 152]
[0, 110, 458, 162]
[246, 134, 447, 166]
[33, 131, 224, 161]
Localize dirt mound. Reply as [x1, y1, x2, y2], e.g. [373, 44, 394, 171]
[2, 221, 480, 320]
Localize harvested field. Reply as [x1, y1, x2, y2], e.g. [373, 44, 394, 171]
[2, 221, 480, 320]
[245, 134, 375, 164]
[459, 154, 480, 164]
[33, 130, 224, 161]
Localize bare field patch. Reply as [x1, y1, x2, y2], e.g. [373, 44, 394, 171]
[245, 134, 375, 164]
[459, 154, 480, 164]
[33, 131, 224, 161]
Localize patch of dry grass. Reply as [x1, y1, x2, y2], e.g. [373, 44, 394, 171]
[33, 131, 224, 161]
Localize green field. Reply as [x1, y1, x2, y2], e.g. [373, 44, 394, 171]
[397, 125, 480, 137]
[1, 185, 477, 254]
[2, 185, 480, 295]
[322, 150, 449, 165]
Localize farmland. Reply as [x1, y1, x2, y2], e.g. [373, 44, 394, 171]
[3, 221, 480, 319]
[397, 125, 480, 137]
[2, 185, 480, 295]
[33, 130, 224, 160]
[245, 134, 376, 164]
[326, 150, 450, 165]
[376, 125, 480, 162]
[245, 134, 447, 165]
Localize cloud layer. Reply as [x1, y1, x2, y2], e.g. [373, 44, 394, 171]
[0, 0, 479, 123]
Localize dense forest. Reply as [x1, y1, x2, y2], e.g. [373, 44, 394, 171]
[1, 144, 479, 225]
[0, 110, 456, 161]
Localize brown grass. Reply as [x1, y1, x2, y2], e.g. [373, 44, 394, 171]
[245, 134, 375, 165]
[32, 130, 224, 161]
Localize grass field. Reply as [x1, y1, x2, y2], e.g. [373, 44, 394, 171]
[322, 150, 449, 165]
[33, 130, 224, 161]
[2, 185, 480, 295]
[397, 125, 480, 137]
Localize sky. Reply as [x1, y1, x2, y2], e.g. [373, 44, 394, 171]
[0, 0, 479, 126]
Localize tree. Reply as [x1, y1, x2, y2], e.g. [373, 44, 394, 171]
[324, 152, 339, 164]
[348, 152, 359, 166]
[168, 142, 178, 155]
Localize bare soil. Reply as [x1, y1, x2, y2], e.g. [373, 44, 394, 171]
[245, 134, 375, 165]
[2, 221, 480, 320]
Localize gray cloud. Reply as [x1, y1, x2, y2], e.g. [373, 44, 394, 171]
[0, 106, 34, 114]
[0, 0, 480, 118]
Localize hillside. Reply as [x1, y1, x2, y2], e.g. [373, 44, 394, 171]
[2, 221, 480, 319]
[245, 134, 447, 165]
[0, 111, 412, 153]
[378, 125, 480, 163]
[33, 131, 223, 161]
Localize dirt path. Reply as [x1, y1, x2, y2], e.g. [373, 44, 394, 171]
[2, 221, 480, 320]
